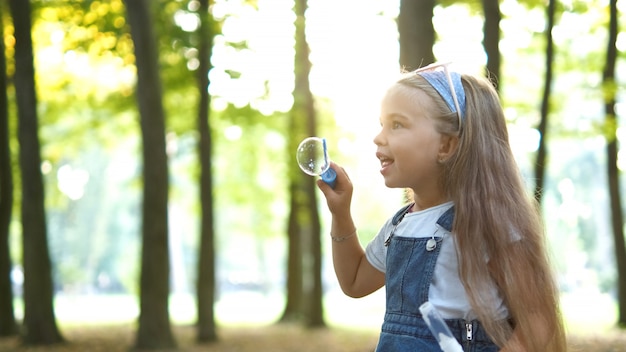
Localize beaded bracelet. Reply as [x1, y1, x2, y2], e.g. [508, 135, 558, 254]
[331, 229, 357, 242]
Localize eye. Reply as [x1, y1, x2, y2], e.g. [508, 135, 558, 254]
[392, 121, 403, 129]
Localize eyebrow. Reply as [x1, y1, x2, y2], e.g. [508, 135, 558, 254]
[381, 112, 411, 122]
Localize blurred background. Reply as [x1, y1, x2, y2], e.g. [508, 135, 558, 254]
[1, 0, 625, 349]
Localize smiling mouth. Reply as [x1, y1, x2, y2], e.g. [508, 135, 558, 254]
[376, 152, 394, 170]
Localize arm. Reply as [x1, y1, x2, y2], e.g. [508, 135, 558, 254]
[317, 162, 385, 298]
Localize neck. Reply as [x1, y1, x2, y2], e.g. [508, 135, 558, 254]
[410, 192, 450, 212]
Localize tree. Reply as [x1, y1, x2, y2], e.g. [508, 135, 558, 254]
[481, 0, 501, 85]
[8, 0, 63, 344]
[603, 0, 626, 327]
[282, 186, 304, 323]
[123, 0, 176, 348]
[0, 0, 17, 337]
[281, 0, 324, 327]
[533, 0, 556, 203]
[296, 0, 323, 327]
[398, 0, 436, 70]
[195, 0, 218, 342]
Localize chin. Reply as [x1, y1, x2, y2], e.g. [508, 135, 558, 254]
[383, 180, 401, 189]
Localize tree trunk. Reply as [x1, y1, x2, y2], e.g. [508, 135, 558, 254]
[481, 0, 501, 87]
[603, 0, 626, 327]
[9, 0, 63, 344]
[295, 0, 324, 328]
[306, 180, 324, 328]
[398, 0, 436, 71]
[280, 187, 304, 322]
[281, 0, 308, 324]
[0, 2, 17, 337]
[281, 0, 324, 327]
[123, 0, 176, 348]
[534, 0, 556, 204]
[195, 0, 218, 343]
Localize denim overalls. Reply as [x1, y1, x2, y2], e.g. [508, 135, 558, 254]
[375, 205, 500, 352]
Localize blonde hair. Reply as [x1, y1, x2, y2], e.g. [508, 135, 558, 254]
[397, 73, 567, 351]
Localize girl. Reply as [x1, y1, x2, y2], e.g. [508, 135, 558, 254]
[317, 63, 566, 351]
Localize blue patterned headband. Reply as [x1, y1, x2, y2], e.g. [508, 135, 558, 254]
[415, 63, 466, 126]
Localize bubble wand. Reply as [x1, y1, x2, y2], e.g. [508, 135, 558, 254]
[419, 302, 464, 352]
[296, 137, 337, 188]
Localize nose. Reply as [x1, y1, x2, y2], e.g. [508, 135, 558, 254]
[373, 128, 385, 146]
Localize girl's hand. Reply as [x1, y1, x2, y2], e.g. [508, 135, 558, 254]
[317, 162, 353, 217]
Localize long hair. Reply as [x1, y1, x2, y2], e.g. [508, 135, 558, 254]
[397, 73, 567, 351]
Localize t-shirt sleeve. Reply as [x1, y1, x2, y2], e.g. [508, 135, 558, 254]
[365, 221, 392, 273]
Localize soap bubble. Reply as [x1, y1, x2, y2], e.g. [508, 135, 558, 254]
[296, 137, 336, 188]
[296, 137, 330, 176]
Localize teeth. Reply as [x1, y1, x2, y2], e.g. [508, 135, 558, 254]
[376, 152, 392, 168]
[380, 158, 392, 167]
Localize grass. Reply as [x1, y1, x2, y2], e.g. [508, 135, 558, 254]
[0, 324, 380, 352]
[1, 289, 625, 351]
[0, 322, 625, 352]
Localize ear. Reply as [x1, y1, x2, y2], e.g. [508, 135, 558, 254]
[437, 134, 459, 162]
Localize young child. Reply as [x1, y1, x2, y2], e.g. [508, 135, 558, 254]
[317, 63, 566, 351]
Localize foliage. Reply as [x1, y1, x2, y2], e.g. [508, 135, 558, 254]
[5, 0, 296, 297]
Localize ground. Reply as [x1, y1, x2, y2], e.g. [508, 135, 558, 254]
[2, 290, 624, 351]
[0, 323, 625, 352]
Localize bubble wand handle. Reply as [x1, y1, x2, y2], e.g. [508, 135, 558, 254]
[419, 302, 464, 352]
[320, 138, 336, 188]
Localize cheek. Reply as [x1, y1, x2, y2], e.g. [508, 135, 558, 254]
[406, 144, 441, 173]
[419, 132, 445, 160]
[396, 142, 437, 170]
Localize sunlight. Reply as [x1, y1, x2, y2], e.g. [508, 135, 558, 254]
[618, 33, 626, 53]
[207, 0, 492, 149]
[209, 0, 295, 115]
[174, 10, 200, 32]
[556, 10, 606, 56]
[34, 21, 136, 102]
[57, 164, 90, 201]
[508, 124, 541, 154]
[433, 5, 486, 69]
[224, 125, 243, 141]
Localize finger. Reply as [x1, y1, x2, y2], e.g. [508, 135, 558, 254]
[316, 178, 328, 191]
[328, 162, 346, 180]
[332, 164, 352, 186]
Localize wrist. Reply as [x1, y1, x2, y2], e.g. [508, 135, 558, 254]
[330, 229, 357, 242]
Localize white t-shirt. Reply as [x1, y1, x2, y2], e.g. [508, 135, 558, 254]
[365, 202, 508, 320]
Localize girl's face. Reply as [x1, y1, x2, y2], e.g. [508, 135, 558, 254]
[374, 84, 446, 200]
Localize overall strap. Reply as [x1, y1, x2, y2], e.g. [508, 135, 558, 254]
[436, 206, 455, 232]
[392, 203, 414, 226]
[391, 203, 455, 231]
